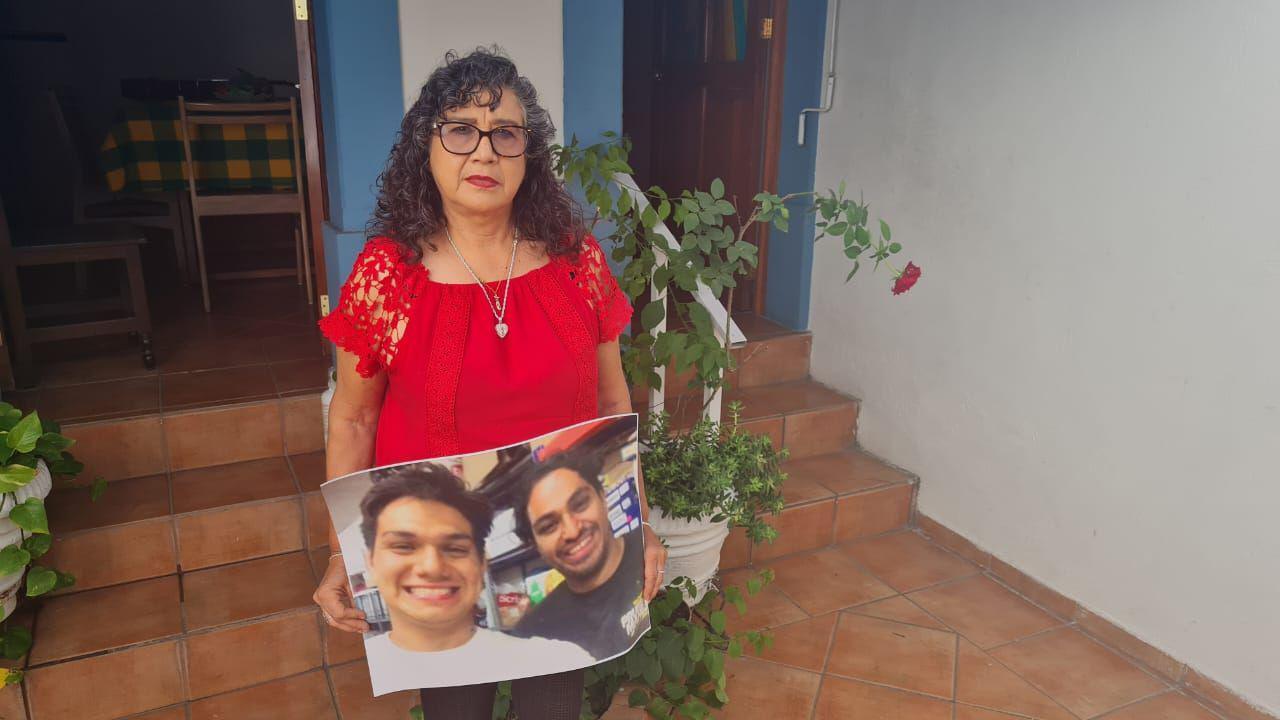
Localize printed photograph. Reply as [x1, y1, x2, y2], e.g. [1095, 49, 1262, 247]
[321, 413, 650, 694]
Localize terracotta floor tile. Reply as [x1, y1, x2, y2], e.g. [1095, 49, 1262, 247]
[739, 415, 784, 449]
[783, 404, 859, 457]
[46, 473, 171, 534]
[990, 627, 1166, 718]
[165, 401, 283, 471]
[62, 415, 167, 481]
[186, 610, 323, 699]
[324, 619, 367, 665]
[0, 683, 24, 720]
[753, 500, 835, 563]
[850, 595, 950, 631]
[720, 568, 808, 633]
[826, 613, 957, 698]
[731, 333, 811, 388]
[720, 656, 821, 720]
[1183, 668, 1274, 720]
[1076, 607, 1186, 682]
[35, 376, 160, 422]
[730, 381, 850, 420]
[1097, 691, 1224, 720]
[780, 472, 836, 506]
[733, 313, 795, 340]
[282, 394, 324, 454]
[917, 513, 993, 568]
[171, 456, 298, 514]
[305, 492, 331, 548]
[26, 640, 184, 720]
[132, 705, 188, 720]
[784, 450, 908, 496]
[755, 613, 837, 673]
[721, 526, 751, 569]
[177, 497, 305, 570]
[908, 575, 1061, 649]
[955, 640, 1078, 720]
[184, 552, 317, 630]
[813, 675, 953, 720]
[261, 331, 327, 362]
[843, 531, 980, 592]
[156, 334, 266, 373]
[330, 660, 421, 720]
[162, 365, 278, 410]
[290, 451, 327, 492]
[47, 517, 177, 591]
[30, 576, 183, 664]
[272, 357, 332, 396]
[989, 556, 1080, 621]
[189, 669, 336, 720]
[834, 483, 913, 541]
[955, 707, 1027, 720]
[40, 346, 158, 386]
[765, 547, 894, 616]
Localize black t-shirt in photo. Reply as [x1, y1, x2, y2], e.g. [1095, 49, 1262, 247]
[511, 530, 649, 659]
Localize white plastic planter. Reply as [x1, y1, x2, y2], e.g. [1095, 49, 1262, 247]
[0, 459, 52, 534]
[647, 507, 730, 603]
[0, 460, 51, 621]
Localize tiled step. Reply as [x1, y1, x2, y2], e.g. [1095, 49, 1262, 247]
[630, 327, 813, 403]
[642, 378, 860, 460]
[721, 449, 918, 571]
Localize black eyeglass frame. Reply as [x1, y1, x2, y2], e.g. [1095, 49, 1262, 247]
[431, 120, 531, 158]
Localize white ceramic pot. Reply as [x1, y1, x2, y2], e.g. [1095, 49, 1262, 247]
[0, 523, 26, 622]
[0, 460, 53, 535]
[647, 507, 730, 603]
[321, 371, 337, 447]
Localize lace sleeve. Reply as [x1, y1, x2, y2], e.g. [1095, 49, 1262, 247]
[318, 238, 418, 377]
[570, 235, 634, 343]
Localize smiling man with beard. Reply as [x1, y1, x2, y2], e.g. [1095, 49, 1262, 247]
[359, 465, 591, 693]
[511, 451, 649, 659]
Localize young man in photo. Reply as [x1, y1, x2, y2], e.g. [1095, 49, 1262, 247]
[360, 465, 591, 692]
[511, 451, 649, 659]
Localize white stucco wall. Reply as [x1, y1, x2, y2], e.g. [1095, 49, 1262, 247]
[396, 0, 564, 139]
[809, 1, 1280, 713]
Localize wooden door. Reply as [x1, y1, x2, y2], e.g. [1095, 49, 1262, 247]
[293, 0, 329, 310]
[626, 0, 785, 314]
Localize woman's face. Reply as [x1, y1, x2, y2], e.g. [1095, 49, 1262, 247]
[428, 89, 528, 218]
[366, 498, 485, 639]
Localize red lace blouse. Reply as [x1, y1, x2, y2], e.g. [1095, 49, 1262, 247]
[319, 235, 633, 465]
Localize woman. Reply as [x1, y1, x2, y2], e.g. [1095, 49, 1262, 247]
[313, 48, 668, 720]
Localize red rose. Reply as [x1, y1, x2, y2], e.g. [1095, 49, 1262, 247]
[892, 262, 921, 295]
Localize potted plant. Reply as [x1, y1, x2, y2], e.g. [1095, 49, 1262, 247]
[641, 404, 785, 600]
[0, 402, 93, 685]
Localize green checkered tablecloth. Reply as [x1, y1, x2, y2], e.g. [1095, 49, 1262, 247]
[99, 101, 298, 193]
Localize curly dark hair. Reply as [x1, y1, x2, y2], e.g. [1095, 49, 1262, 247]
[368, 47, 584, 262]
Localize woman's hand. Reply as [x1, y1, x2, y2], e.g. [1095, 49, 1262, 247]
[314, 555, 370, 634]
[641, 524, 669, 602]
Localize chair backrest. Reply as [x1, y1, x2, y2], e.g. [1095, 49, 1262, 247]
[18, 91, 83, 227]
[176, 96, 302, 200]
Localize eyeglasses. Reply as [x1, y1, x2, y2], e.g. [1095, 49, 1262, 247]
[433, 121, 530, 158]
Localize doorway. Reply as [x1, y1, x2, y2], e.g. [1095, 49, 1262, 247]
[623, 0, 788, 315]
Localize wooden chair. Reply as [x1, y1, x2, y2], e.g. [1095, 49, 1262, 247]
[177, 97, 313, 312]
[31, 90, 194, 283]
[0, 197, 153, 388]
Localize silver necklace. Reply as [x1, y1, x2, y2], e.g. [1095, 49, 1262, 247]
[445, 227, 520, 338]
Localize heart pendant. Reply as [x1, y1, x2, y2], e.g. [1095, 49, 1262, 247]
[495, 323, 509, 338]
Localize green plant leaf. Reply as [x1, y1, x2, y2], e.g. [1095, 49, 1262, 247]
[22, 534, 51, 559]
[641, 300, 666, 332]
[889, 242, 902, 253]
[0, 444, 12, 464]
[1, 627, 32, 661]
[26, 565, 58, 596]
[628, 689, 648, 708]
[5, 412, 41, 453]
[9, 497, 48, 534]
[710, 178, 724, 200]
[48, 457, 84, 477]
[0, 545, 32, 576]
[54, 571, 76, 591]
[0, 464, 37, 492]
[709, 610, 727, 634]
[34, 432, 73, 458]
[0, 404, 20, 431]
[879, 219, 892, 242]
[91, 476, 109, 502]
[409, 705, 424, 720]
